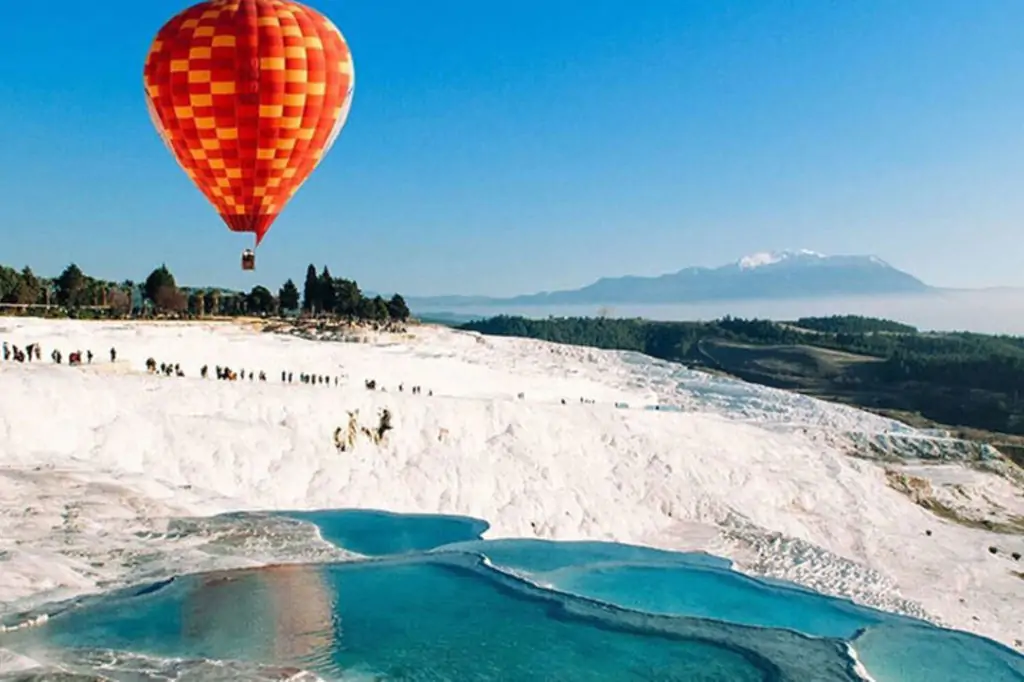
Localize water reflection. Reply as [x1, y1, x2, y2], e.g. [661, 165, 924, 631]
[181, 563, 336, 665]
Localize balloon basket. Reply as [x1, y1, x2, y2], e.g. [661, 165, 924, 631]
[241, 249, 255, 271]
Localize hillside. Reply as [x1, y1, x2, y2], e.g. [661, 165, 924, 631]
[460, 315, 1024, 452]
[695, 339, 885, 386]
[1, 317, 1022, 651]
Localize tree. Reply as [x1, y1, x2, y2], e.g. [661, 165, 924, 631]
[0, 258, 414, 326]
[220, 292, 246, 315]
[387, 293, 410, 321]
[235, 292, 248, 314]
[204, 289, 220, 316]
[334, 278, 361, 317]
[371, 295, 389, 320]
[357, 296, 375, 319]
[302, 264, 319, 313]
[247, 285, 276, 314]
[15, 267, 40, 305]
[83, 278, 105, 307]
[154, 285, 186, 313]
[278, 279, 300, 311]
[107, 288, 131, 317]
[188, 290, 205, 316]
[0, 266, 19, 303]
[55, 263, 86, 307]
[144, 265, 176, 304]
[319, 266, 337, 313]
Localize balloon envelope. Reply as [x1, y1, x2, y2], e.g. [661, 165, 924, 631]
[143, 0, 355, 246]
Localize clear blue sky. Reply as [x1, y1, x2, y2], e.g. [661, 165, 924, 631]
[1, 0, 1022, 296]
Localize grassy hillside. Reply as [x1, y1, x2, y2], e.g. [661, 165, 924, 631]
[696, 340, 884, 384]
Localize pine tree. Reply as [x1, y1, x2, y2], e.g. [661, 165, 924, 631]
[15, 266, 40, 305]
[144, 264, 176, 304]
[302, 264, 319, 313]
[278, 279, 300, 311]
[387, 293, 411, 321]
[247, 285, 276, 314]
[334, 278, 361, 317]
[55, 263, 86, 308]
[372, 295, 389, 320]
[320, 266, 337, 314]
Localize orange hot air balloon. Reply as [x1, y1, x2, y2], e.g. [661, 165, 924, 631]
[143, 0, 355, 270]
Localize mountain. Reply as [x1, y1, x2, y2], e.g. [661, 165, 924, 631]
[406, 250, 934, 309]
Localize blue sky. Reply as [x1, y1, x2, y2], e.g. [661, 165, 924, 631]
[1, 0, 1022, 296]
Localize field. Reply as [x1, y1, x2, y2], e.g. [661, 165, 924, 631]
[696, 339, 883, 385]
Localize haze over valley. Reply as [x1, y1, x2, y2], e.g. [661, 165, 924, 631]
[409, 251, 1024, 335]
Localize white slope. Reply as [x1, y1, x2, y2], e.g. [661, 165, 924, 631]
[0, 318, 1022, 652]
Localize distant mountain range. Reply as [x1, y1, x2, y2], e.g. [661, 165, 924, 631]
[405, 250, 934, 310]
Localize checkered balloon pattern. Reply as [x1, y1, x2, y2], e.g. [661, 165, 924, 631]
[143, 0, 355, 245]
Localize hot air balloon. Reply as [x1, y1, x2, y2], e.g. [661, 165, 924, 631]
[143, 0, 355, 271]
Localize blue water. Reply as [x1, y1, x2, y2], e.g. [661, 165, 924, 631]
[433, 539, 880, 637]
[435, 537, 733, 572]
[853, 622, 1024, 682]
[280, 508, 489, 556]
[547, 562, 885, 639]
[2, 509, 1022, 682]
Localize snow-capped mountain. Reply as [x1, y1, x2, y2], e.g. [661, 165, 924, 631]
[733, 250, 893, 272]
[736, 249, 828, 269]
[406, 251, 932, 308]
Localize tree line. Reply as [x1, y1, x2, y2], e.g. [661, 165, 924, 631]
[0, 261, 410, 322]
[461, 314, 1024, 435]
[788, 314, 918, 335]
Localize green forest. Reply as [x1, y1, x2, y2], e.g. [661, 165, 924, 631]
[461, 314, 1024, 439]
[0, 262, 410, 322]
